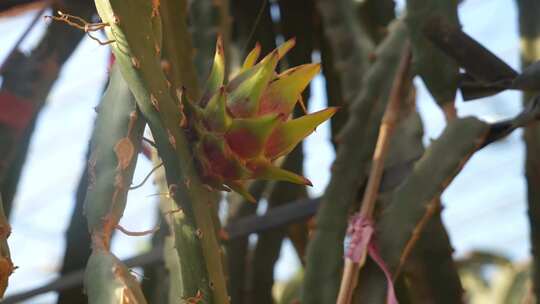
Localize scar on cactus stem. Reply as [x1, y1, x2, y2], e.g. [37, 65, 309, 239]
[182, 37, 337, 202]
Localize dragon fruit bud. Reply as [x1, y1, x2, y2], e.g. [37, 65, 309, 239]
[184, 37, 337, 202]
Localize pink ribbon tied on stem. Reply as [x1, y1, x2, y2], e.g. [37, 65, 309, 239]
[345, 213, 398, 304]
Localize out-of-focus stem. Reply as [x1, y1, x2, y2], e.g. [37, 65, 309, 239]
[0, 194, 13, 297]
[516, 0, 540, 300]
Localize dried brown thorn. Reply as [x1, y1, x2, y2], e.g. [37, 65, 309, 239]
[116, 224, 160, 236]
[45, 11, 115, 45]
[129, 162, 163, 190]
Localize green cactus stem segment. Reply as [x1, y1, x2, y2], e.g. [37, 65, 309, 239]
[85, 250, 147, 304]
[376, 117, 490, 278]
[93, 1, 228, 302]
[83, 64, 146, 303]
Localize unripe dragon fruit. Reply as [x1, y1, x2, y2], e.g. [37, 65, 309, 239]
[182, 38, 337, 202]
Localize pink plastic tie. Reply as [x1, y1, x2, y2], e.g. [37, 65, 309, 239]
[345, 214, 398, 304]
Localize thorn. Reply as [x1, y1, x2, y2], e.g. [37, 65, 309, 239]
[150, 94, 159, 111]
[161, 59, 171, 74]
[116, 224, 160, 236]
[129, 162, 163, 190]
[131, 57, 140, 69]
[297, 95, 307, 114]
[165, 208, 182, 215]
[142, 137, 157, 148]
[151, 0, 160, 18]
[44, 12, 115, 45]
[184, 290, 203, 303]
[129, 268, 145, 279]
[146, 192, 170, 198]
[168, 129, 176, 147]
[168, 184, 178, 199]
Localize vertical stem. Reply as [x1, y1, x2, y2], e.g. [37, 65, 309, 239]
[83, 64, 147, 303]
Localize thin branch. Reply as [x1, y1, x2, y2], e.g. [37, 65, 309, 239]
[44, 11, 115, 45]
[241, 0, 267, 55]
[129, 162, 163, 190]
[142, 137, 157, 148]
[116, 224, 160, 237]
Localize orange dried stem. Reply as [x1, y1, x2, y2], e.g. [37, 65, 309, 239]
[359, 46, 412, 219]
[394, 198, 441, 278]
[336, 260, 360, 304]
[443, 102, 457, 122]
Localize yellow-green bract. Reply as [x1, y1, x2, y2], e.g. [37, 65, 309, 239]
[185, 38, 337, 202]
